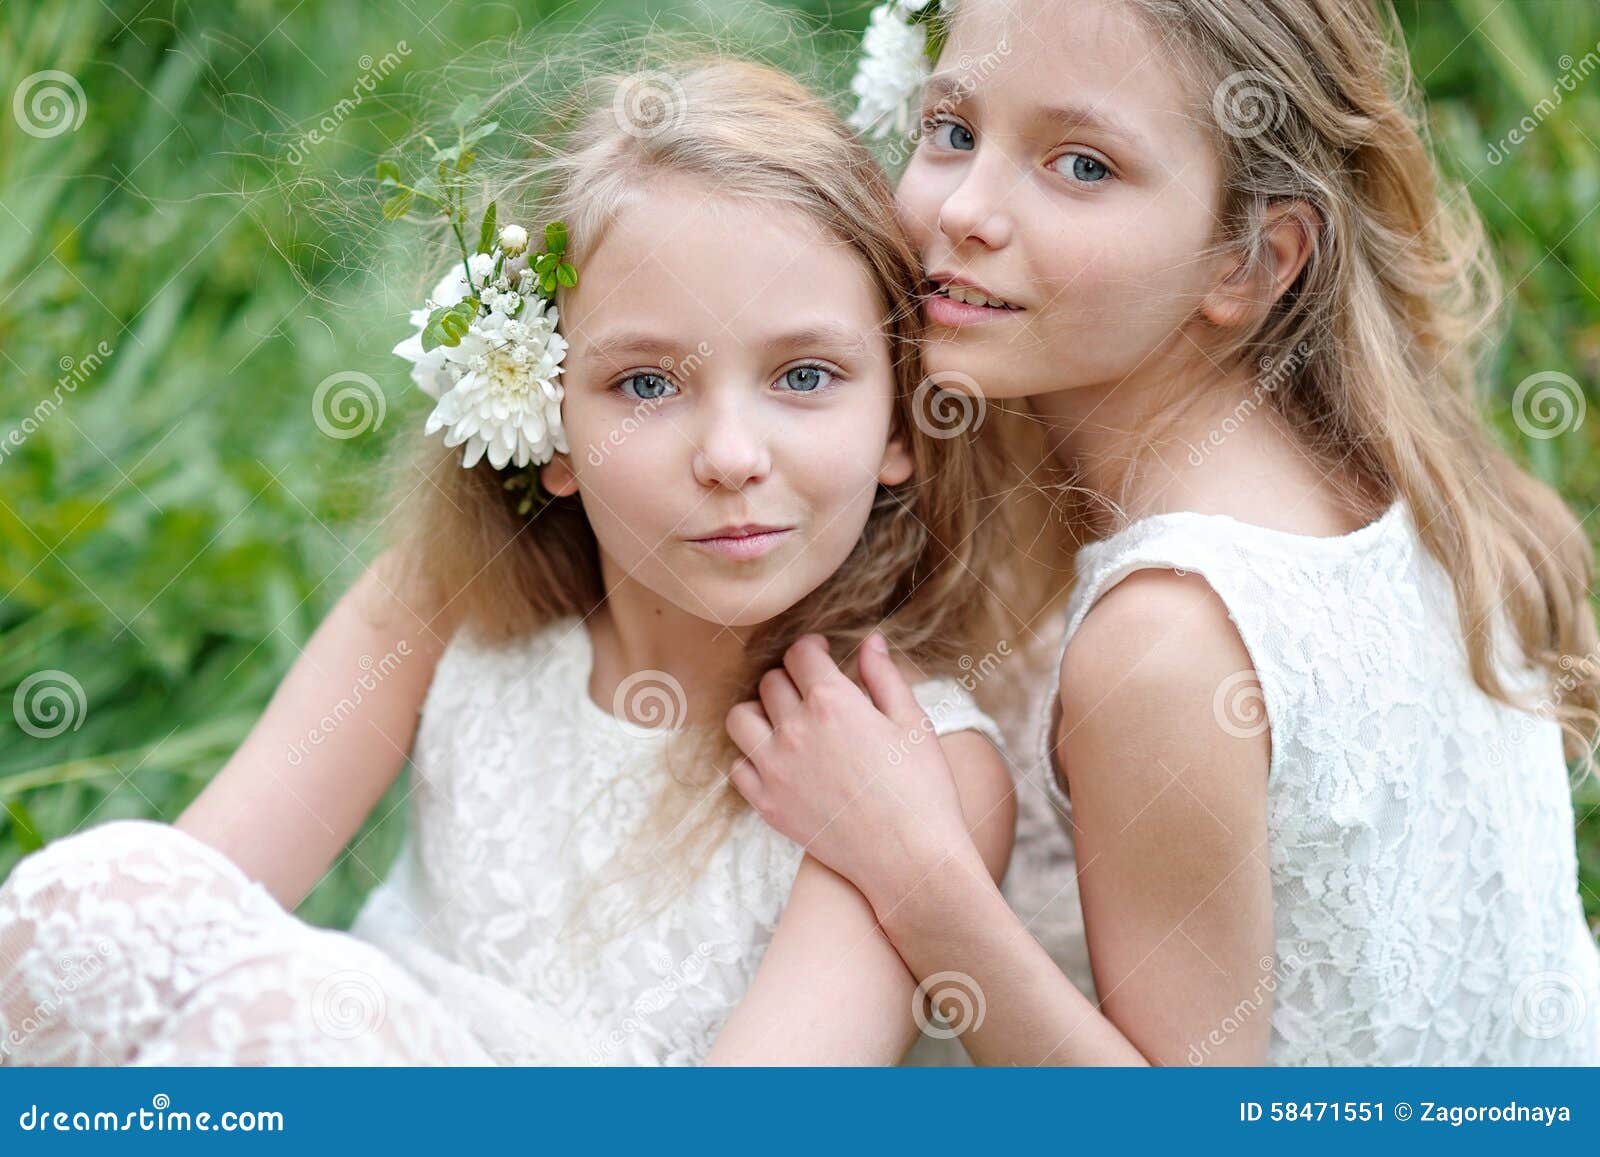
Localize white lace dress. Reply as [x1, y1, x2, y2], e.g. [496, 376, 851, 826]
[0, 616, 1004, 1066]
[1033, 499, 1600, 1064]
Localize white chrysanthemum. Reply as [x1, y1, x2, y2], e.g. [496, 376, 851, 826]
[848, 2, 933, 140]
[391, 252, 497, 399]
[421, 299, 569, 470]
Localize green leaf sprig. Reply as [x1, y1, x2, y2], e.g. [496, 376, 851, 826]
[375, 99, 577, 354]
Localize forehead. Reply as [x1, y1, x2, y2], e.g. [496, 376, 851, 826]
[561, 173, 885, 349]
[937, 0, 1206, 150]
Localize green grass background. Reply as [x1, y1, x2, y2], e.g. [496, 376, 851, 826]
[1, 0, 1597, 935]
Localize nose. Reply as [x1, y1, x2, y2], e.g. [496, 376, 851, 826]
[937, 150, 1014, 251]
[690, 394, 771, 490]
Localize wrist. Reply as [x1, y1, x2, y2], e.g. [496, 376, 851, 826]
[860, 829, 994, 930]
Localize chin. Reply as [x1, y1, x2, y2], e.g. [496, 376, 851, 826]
[923, 336, 1041, 402]
[658, 583, 804, 631]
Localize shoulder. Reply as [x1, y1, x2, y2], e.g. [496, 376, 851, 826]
[1059, 567, 1252, 721]
[1056, 568, 1267, 820]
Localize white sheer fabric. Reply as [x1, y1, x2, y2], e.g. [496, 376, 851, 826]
[1, 616, 1005, 1065]
[1033, 500, 1600, 1064]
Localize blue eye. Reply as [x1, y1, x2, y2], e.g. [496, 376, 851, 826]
[1055, 152, 1111, 183]
[777, 365, 833, 393]
[925, 118, 975, 151]
[618, 372, 677, 401]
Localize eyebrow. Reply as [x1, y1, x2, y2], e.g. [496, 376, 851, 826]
[579, 331, 681, 364]
[1034, 100, 1146, 148]
[581, 322, 873, 364]
[922, 72, 1146, 148]
[762, 322, 874, 357]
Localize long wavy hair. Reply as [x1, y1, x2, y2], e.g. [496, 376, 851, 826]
[1047, 0, 1600, 768]
[375, 52, 1038, 925]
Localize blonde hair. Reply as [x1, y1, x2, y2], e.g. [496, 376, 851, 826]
[377, 52, 1029, 922]
[1070, 0, 1600, 768]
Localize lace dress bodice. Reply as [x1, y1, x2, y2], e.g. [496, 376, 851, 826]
[0, 616, 1002, 1066]
[1034, 500, 1600, 1065]
[349, 616, 1005, 1065]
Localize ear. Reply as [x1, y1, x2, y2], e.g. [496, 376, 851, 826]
[1202, 200, 1317, 329]
[878, 431, 914, 487]
[539, 453, 579, 497]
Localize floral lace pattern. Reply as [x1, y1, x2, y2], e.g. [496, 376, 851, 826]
[1, 616, 1004, 1066]
[0, 820, 493, 1065]
[353, 616, 1005, 1065]
[1034, 500, 1600, 1064]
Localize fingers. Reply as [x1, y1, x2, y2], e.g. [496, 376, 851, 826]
[728, 755, 765, 811]
[757, 667, 803, 725]
[782, 633, 850, 697]
[857, 632, 931, 730]
[725, 700, 773, 758]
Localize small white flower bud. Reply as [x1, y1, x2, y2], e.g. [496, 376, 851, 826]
[498, 224, 530, 256]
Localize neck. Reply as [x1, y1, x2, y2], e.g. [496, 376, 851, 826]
[586, 564, 751, 730]
[1029, 351, 1363, 537]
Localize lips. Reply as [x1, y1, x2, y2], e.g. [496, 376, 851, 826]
[686, 524, 794, 561]
[692, 523, 787, 540]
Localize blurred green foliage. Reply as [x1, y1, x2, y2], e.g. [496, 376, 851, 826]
[1, 0, 1596, 935]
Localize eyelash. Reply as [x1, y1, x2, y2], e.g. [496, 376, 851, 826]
[609, 361, 843, 401]
[920, 114, 1118, 186]
[1048, 150, 1116, 186]
[920, 114, 970, 150]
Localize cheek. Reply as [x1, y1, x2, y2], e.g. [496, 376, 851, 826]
[895, 159, 946, 251]
[1029, 199, 1212, 351]
[781, 408, 893, 532]
[568, 422, 682, 558]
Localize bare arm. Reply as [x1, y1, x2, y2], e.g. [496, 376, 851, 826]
[729, 589, 1274, 1065]
[707, 730, 1013, 1064]
[176, 550, 459, 911]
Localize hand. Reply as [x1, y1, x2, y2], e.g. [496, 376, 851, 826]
[725, 632, 981, 911]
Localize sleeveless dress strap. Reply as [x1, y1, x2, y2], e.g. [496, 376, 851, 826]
[1034, 503, 1412, 814]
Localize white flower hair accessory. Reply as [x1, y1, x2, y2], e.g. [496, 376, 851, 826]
[378, 105, 579, 513]
[847, 1, 947, 140]
[392, 222, 573, 473]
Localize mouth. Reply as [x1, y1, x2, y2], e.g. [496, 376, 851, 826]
[922, 274, 1025, 329]
[685, 524, 795, 561]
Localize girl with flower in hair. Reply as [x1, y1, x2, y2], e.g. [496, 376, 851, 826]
[0, 55, 1019, 1066]
[729, 0, 1600, 1065]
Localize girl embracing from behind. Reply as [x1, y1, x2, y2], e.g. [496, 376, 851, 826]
[729, 0, 1600, 1065]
